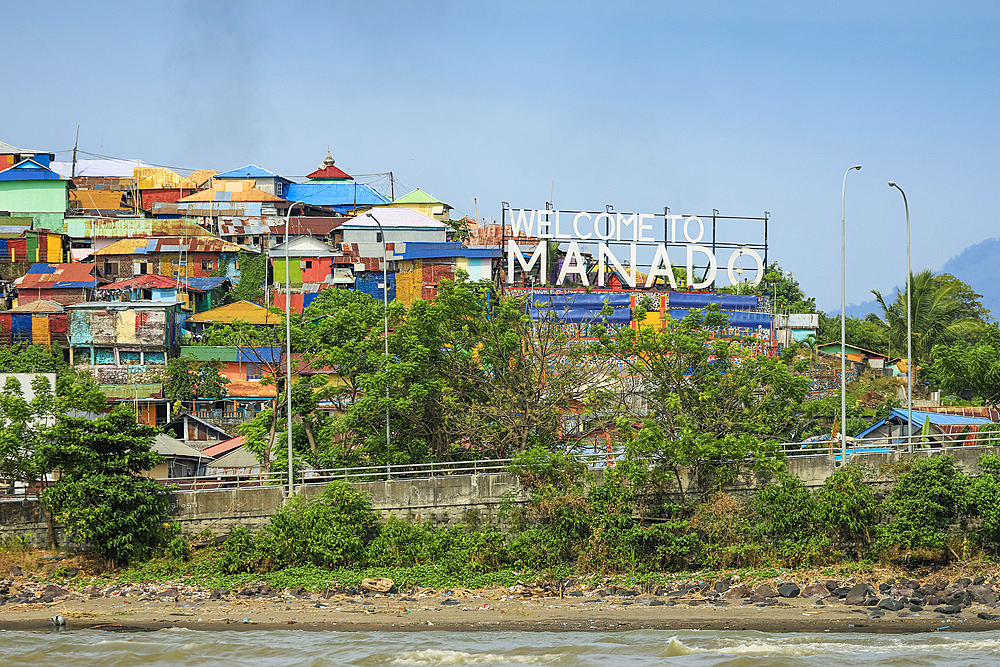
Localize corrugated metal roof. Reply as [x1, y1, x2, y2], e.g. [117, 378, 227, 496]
[268, 236, 338, 258]
[9, 299, 63, 312]
[93, 236, 246, 256]
[344, 207, 448, 230]
[0, 158, 65, 181]
[181, 276, 230, 292]
[100, 384, 164, 400]
[180, 346, 239, 362]
[134, 167, 199, 190]
[51, 158, 152, 178]
[71, 189, 128, 211]
[178, 182, 287, 203]
[187, 300, 278, 325]
[203, 435, 244, 458]
[398, 242, 501, 260]
[153, 433, 206, 459]
[186, 169, 217, 187]
[270, 217, 347, 236]
[225, 379, 276, 398]
[215, 164, 284, 179]
[467, 222, 539, 247]
[99, 274, 216, 291]
[284, 182, 389, 209]
[392, 188, 448, 206]
[854, 408, 995, 438]
[20, 263, 100, 290]
[63, 217, 214, 239]
[306, 164, 353, 180]
[206, 445, 261, 468]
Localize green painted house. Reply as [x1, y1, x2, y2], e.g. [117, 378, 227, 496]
[0, 158, 71, 232]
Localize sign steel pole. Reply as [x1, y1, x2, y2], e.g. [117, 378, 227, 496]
[889, 181, 913, 451]
[841, 165, 861, 465]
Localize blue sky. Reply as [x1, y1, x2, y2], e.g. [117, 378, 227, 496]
[3, 1, 999, 309]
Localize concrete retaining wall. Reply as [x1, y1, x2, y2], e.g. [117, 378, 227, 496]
[1, 447, 995, 548]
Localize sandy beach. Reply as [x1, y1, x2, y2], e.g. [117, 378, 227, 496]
[4, 579, 1000, 634]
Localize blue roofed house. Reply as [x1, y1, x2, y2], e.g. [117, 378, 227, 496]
[0, 156, 73, 232]
[283, 152, 390, 215]
[212, 163, 294, 198]
[854, 407, 996, 446]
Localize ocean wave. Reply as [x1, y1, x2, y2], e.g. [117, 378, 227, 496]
[385, 649, 562, 665]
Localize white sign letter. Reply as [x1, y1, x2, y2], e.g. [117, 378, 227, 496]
[557, 241, 589, 286]
[645, 244, 677, 289]
[597, 242, 636, 288]
[683, 216, 705, 243]
[593, 213, 615, 240]
[637, 214, 655, 242]
[726, 247, 765, 287]
[510, 209, 535, 237]
[686, 245, 718, 289]
[507, 240, 547, 284]
[573, 212, 593, 239]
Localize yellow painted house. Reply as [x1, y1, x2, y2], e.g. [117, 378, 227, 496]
[384, 188, 453, 221]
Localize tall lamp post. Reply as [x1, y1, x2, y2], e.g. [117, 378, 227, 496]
[366, 213, 391, 455]
[888, 181, 913, 451]
[841, 165, 862, 464]
[284, 200, 306, 497]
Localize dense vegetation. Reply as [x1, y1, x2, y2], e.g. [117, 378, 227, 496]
[3, 263, 1000, 580]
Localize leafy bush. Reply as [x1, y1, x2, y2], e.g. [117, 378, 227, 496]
[746, 472, 826, 566]
[970, 453, 1000, 551]
[265, 481, 379, 568]
[879, 455, 972, 561]
[813, 465, 880, 558]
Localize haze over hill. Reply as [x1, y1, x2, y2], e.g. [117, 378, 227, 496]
[830, 237, 1000, 321]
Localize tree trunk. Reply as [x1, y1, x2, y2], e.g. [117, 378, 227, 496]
[265, 407, 277, 472]
[304, 417, 317, 458]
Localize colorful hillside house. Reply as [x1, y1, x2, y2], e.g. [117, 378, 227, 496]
[0, 157, 73, 232]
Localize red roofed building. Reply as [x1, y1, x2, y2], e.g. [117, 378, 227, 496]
[18, 263, 105, 306]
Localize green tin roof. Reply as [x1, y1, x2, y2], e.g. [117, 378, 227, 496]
[179, 346, 239, 362]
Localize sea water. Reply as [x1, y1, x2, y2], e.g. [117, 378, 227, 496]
[3, 628, 1000, 666]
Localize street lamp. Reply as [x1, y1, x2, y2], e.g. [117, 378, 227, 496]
[841, 165, 861, 465]
[365, 212, 391, 455]
[888, 181, 913, 451]
[284, 200, 306, 497]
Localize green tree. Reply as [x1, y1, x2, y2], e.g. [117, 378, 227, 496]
[872, 270, 986, 364]
[39, 407, 169, 566]
[227, 250, 267, 304]
[932, 323, 1000, 405]
[199, 319, 277, 347]
[608, 308, 809, 503]
[721, 262, 816, 313]
[879, 455, 972, 561]
[439, 282, 617, 458]
[817, 312, 890, 355]
[163, 358, 229, 401]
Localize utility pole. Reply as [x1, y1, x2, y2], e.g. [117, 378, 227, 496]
[71, 126, 80, 178]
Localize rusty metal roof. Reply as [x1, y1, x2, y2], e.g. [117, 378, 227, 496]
[20, 263, 101, 290]
[134, 167, 199, 190]
[178, 180, 287, 203]
[93, 236, 247, 256]
[63, 217, 214, 239]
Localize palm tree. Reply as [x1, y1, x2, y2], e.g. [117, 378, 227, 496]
[872, 270, 984, 364]
[803, 334, 818, 378]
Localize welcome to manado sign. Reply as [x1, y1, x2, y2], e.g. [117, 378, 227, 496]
[504, 209, 765, 289]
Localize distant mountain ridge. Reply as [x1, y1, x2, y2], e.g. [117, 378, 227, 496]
[827, 237, 1000, 321]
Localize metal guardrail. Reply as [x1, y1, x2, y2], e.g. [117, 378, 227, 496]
[145, 430, 1000, 492]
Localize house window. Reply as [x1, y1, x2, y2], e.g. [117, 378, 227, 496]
[201, 259, 214, 271]
[134, 262, 148, 275]
[275, 182, 282, 196]
[376, 232, 383, 243]
[104, 261, 119, 276]
[246, 363, 263, 380]
[304, 260, 313, 269]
